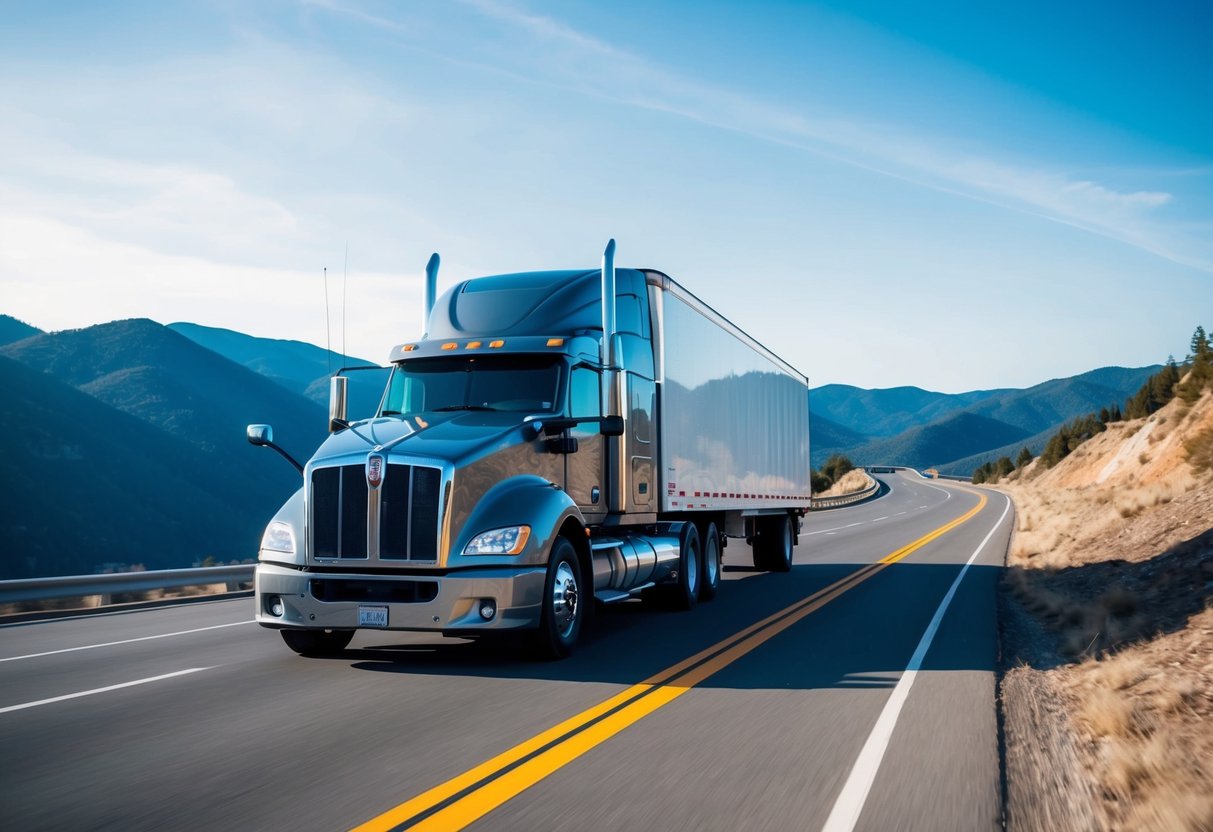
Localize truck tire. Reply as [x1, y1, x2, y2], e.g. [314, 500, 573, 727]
[280, 628, 355, 656]
[753, 514, 794, 573]
[531, 536, 583, 660]
[699, 522, 721, 601]
[664, 522, 701, 610]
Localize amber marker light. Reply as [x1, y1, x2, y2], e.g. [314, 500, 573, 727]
[546, 338, 565, 347]
[489, 340, 505, 348]
[441, 342, 458, 351]
[401, 344, 417, 351]
[466, 341, 482, 349]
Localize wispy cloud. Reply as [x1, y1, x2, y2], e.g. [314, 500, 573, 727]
[324, 0, 1211, 273]
[0, 210, 424, 361]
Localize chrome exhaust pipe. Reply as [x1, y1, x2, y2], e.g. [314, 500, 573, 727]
[601, 239, 616, 369]
[422, 252, 440, 335]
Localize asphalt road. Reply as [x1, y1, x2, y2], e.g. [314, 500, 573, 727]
[0, 472, 1013, 831]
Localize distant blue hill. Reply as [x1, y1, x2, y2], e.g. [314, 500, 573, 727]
[0, 354, 283, 578]
[809, 384, 1007, 438]
[814, 365, 1160, 473]
[809, 413, 872, 469]
[0, 314, 42, 346]
[169, 322, 388, 418]
[848, 412, 1033, 471]
[0, 320, 331, 577]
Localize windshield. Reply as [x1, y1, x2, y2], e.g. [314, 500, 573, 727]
[381, 356, 562, 418]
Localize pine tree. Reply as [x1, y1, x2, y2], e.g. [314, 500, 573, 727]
[1191, 326, 1209, 360]
[1179, 325, 1213, 398]
[1016, 446, 1033, 468]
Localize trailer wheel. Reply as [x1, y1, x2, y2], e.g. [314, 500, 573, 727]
[664, 522, 701, 610]
[699, 522, 721, 601]
[531, 536, 583, 660]
[753, 514, 794, 573]
[280, 629, 355, 656]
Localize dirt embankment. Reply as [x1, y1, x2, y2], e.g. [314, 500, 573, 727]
[814, 467, 874, 497]
[997, 385, 1213, 831]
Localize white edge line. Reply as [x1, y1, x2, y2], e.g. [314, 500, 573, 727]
[820, 493, 1012, 832]
[0, 620, 255, 663]
[0, 667, 214, 715]
[919, 480, 952, 501]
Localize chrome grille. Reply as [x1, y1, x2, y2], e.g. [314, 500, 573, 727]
[310, 462, 441, 561]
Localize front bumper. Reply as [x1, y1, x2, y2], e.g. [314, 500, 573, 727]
[255, 562, 546, 632]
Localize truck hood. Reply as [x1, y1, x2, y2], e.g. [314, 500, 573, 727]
[309, 411, 541, 466]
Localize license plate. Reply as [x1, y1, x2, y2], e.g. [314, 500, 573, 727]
[359, 606, 388, 628]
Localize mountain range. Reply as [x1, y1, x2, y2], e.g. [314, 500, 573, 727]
[0, 317, 339, 578]
[0, 312, 1160, 577]
[809, 365, 1159, 470]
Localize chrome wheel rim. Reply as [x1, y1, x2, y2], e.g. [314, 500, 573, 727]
[552, 561, 579, 639]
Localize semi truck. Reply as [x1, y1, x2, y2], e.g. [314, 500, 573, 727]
[249, 240, 811, 658]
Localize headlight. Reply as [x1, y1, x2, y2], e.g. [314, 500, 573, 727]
[463, 525, 531, 555]
[260, 521, 296, 554]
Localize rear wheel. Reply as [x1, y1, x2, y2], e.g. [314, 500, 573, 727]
[699, 522, 721, 601]
[752, 513, 794, 572]
[280, 629, 354, 656]
[531, 537, 583, 660]
[665, 523, 701, 610]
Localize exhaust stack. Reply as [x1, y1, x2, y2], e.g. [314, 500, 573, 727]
[422, 252, 440, 335]
[601, 239, 617, 368]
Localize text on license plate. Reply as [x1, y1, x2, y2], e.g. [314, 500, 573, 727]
[359, 606, 388, 628]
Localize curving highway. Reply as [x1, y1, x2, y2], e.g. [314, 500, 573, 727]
[0, 472, 1013, 831]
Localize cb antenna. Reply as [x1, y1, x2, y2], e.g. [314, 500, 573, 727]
[342, 242, 349, 368]
[323, 266, 332, 377]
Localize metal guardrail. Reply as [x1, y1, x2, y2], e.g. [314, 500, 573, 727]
[811, 472, 881, 510]
[0, 565, 255, 605]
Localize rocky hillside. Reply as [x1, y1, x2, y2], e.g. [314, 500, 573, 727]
[997, 380, 1213, 831]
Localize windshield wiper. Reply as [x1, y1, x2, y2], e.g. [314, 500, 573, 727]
[433, 404, 498, 412]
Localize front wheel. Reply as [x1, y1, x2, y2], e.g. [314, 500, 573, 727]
[280, 628, 354, 656]
[531, 537, 584, 660]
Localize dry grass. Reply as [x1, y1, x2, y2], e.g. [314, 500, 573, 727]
[1075, 686, 1135, 738]
[1186, 421, 1213, 475]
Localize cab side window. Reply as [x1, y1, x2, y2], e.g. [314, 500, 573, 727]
[569, 366, 600, 419]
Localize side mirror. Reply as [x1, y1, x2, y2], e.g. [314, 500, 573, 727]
[329, 376, 348, 432]
[247, 424, 273, 446]
[246, 423, 303, 476]
[600, 415, 625, 436]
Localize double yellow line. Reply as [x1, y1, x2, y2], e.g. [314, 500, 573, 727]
[353, 491, 988, 831]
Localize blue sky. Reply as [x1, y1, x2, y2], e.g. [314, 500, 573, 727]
[1, 0, 1209, 391]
